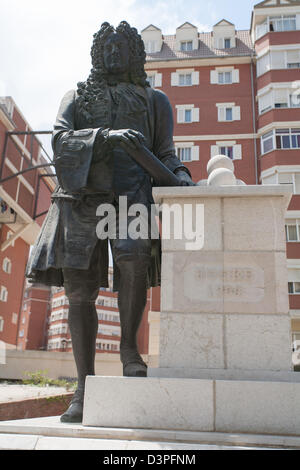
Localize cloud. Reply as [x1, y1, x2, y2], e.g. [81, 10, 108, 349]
[0, 0, 251, 148]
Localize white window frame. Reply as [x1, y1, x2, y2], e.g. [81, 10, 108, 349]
[146, 71, 162, 88]
[210, 67, 239, 85]
[211, 142, 242, 160]
[176, 104, 200, 124]
[171, 70, 199, 87]
[178, 73, 192, 86]
[285, 219, 300, 242]
[2, 257, 11, 274]
[258, 87, 300, 115]
[180, 40, 193, 51]
[276, 171, 300, 195]
[145, 40, 157, 53]
[0, 286, 8, 302]
[216, 103, 240, 122]
[275, 128, 300, 151]
[286, 49, 300, 69]
[288, 281, 300, 295]
[6, 231, 15, 247]
[218, 71, 232, 84]
[224, 38, 231, 49]
[269, 15, 297, 33]
[175, 143, 199, 162]
[256, 15, 297, 39]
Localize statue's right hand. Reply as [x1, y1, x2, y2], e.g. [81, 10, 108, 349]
[107, 129, 145, 150]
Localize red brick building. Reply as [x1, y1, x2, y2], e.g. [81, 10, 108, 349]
[3, 0, 300, 363]
[143, 0, 300, 360]
[0, 96, 55, 350]
[47, 267, 150, 355]
[17, 281, 51, 351]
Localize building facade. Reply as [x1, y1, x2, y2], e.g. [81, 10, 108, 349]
[46, 267, 150, 356]
[0, 96, 55, 349]
[142, 0, 300, 366]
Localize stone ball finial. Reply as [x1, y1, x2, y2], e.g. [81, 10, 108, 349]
[207, 154, 236, 186]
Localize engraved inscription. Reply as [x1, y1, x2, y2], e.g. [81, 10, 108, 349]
[184, 263, 264, 303]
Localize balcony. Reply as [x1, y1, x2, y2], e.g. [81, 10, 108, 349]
[0, 130, 56, 250]
[258, 107, 300, 131]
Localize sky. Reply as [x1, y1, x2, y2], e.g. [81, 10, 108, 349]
[0, 0, 259, 154]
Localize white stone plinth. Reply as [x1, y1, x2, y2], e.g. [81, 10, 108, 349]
[83, 376, 213, 431]
[152, 185, 292, 375]
[82, 375, 300, 436]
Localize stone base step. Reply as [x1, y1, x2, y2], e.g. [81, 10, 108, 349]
[0, 416, 299, 450]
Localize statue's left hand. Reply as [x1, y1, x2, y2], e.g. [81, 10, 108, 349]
[108, 129, 146, 151]
[175, 170, 196, 186]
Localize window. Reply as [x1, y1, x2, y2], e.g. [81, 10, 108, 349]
[224, 38, 231, 49]
[179, 73, 192, 86]
[225, 108, 233, 121]
[6, 231, 15, 247]
[218, 71, 232, 84]
[288, 282, 300, 294]
[0, 317, 4, 333]
[177, 148, 191, 162]
[147, 72, 162, 88]
[180, 41, 193, 51]
[275, 129, 300, 150]
[184, 109, 192, 123]
[219, 146, 233, 159]
[2, 258, 11, 274]
[176, 145, 199, 162]
[261, 131, 274, 154]
[274, 89, 288, 108]
[211, 144, 242, 160]
[287, 50, 300, 69]
[277, 172, 300, 194]
[256, 20, 268, 40]
[12, 313, 18, 324]
[19, 329, 24, 338]
[285, 219, 300, 242]
[270, 15, 296, 32]
[147, 75, 155, 87]
[258, 91, 272, 114]
[145, 40, 157, 53]
[217, 104, 240, 122]
[257, 52, 271, 77]
[176, 105, 199, 123]
[290, 93, 300, 108]
[0, 286, 8, 302]
[171, 70, 199, 87]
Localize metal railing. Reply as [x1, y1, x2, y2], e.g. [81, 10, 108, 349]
[0, 130, 56, 220]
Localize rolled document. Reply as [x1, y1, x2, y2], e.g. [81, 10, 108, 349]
[124, 144, 181, 187]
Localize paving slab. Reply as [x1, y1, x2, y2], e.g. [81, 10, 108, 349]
[0, 416, 299, 449]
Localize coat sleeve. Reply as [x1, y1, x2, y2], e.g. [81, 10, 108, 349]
[152, 89, 191, 176]
[52, 90, 108, 193]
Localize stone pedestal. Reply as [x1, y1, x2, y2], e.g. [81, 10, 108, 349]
[149, 185, 292, 378]
[82, 185, 300, 436]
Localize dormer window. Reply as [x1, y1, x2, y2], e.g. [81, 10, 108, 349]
[175, 22, 198, 52]
[180, 41, 193, 51]
[224, 38, 231, 49]
[141, 24, 162, 54]
[145, 41, 157, 53]
[213, 19, 236, 50]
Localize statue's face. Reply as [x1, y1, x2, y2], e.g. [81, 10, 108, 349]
[103, 32, 130, 74]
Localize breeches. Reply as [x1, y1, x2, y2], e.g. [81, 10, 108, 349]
[63, 236, 151, 302]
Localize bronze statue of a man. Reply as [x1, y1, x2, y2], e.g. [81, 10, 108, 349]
[26, 21, 194, 422]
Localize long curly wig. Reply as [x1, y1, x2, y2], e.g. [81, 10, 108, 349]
[76, 21, 149, 124]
